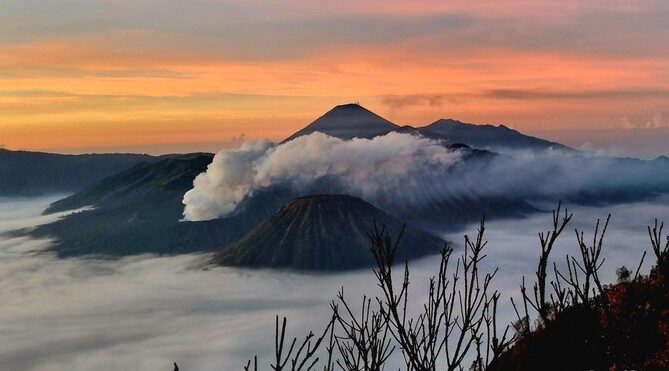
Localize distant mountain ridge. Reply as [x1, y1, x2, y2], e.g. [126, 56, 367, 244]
[283, 104, 571, 152]
[420, 119, 572, 152]
[208, 194, 444, 270]
[0, 148, 159, 197]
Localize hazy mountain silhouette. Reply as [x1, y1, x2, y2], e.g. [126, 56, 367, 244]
[653, 155, 669, 164]
[0, 148, 158, 197]
[282, 103, 399, 143]
[419, 119, 572, 152]
[282, 104, 570, 152]
[208, 194, 444, 270]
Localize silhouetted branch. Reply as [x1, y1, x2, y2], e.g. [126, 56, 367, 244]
[509, 295, 530, 340]
[648, 219, 669, 277]
[483, 293, 514, 365]
[244, 356, 258, 371]
[331, 289, 394, 371]
[555, 215, 610, 305]
[245, 315, 335, 371]
[648, 219, 669, 260]
[633, 251, 647, 281]
[520, 202, 572, 323]
[368, 217, 498, 371]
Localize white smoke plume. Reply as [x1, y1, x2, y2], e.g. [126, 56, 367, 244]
[183, 131, 669, 222]
[182, 132, 463, 221]
[182, 140, 275, 220]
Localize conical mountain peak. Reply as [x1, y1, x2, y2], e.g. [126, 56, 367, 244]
[282, 103, 399, 142]
[207, 194, 443, 271]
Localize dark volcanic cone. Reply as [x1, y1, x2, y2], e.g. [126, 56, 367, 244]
[208, 194, 444, 271]
[282, 103, 399, 143]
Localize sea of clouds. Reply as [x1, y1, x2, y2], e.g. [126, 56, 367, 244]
[1, 196, 668, 370]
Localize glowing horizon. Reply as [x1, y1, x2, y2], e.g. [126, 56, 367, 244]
[1, 0, 669, 155]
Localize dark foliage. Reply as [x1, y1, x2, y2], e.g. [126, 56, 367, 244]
[490, 257, 668, 370]
[489, 218, 669, 371]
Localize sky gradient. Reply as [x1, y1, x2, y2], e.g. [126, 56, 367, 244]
[1, 0, 668, 156]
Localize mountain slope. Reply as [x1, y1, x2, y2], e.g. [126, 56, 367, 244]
[0, 148, 157, 197]
[282, 103, 399, 142]
[46, 153, 214, 217]
[419, 119, 571, 152]
[209, 194, 444, 271]
[29, 154, 281, 257]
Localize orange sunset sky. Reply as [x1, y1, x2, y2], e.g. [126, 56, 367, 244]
[1, 0, 668, 157]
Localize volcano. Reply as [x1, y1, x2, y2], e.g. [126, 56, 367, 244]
[282, 104, 571, 152]
[419, 119, 571, 152]
[208, 194, 444, 271]
[282, 103, 399, 143]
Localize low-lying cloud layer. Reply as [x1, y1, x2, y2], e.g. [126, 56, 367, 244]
[183, 132, 669, 222]
[1, 197, 668, 370]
